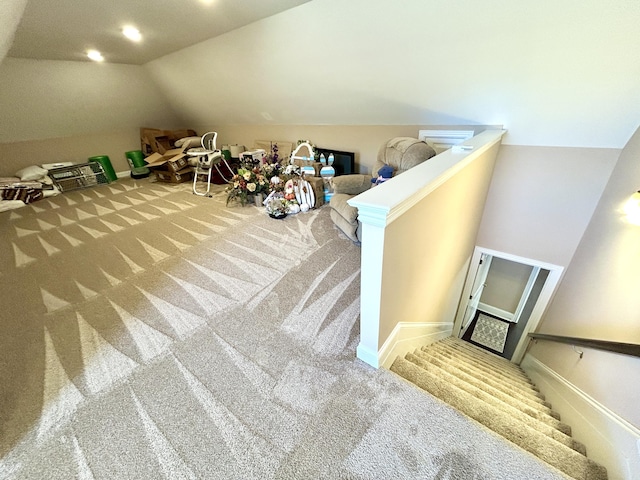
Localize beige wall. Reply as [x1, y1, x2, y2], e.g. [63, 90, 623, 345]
[528, 126, 640, 427]
[0, 58, 180, 145]
[0, 129, 145, 176]
[0, 124, 487, 177]
[480, 258, 532, 314]
[377, 140, 500, 346]
[196, 124, 487, 175]
[476, 145, 619, 267]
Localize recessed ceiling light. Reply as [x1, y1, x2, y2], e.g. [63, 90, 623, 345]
[87, 49, 104, 62]
[122, 26, 142, 42]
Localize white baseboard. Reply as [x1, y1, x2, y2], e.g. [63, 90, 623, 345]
[521, 354, 640, 480]
[379, 322, 453, 369]
[356, 343, 381, 369]
[116, 170, 131, 179]
[477, 303, 514, 322]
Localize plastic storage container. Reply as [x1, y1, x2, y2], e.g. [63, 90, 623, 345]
[88, 155, 117, 182]
[125, 150, 146, 169]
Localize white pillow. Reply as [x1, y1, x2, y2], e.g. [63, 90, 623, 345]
[15, 165, 48, 181]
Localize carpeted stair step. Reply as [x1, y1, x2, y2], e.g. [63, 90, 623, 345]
[426, 343, 545, 399]
[440, 336, 532, 372]
[426, 343, 548, 404]
[426, 343, 537, 391]
[437, 338, 534, 381]
[440, 337, 533, 380]
[429, 340, 540, 389]
[390, 357, 608, 480]
[440, 336, 529, 372]
[411, 349, 564, 425]
[420, 345, 552, 409]
[404, 352, 578, 446]
[439, 337, 534, 380]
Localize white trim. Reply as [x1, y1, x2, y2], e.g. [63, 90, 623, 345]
[477, 303, 514, 322]
[512, 266, 540, 324]
[355, 221, 385, 369]
[116, 170, 131, 178]
[379, 322, 454, 369]
[352, 130, 506, 370]
[522, 354, 640, 480]
[356, 343, 380, 369]
[348, 130, 506, 231]
[418, 129, 475, 154]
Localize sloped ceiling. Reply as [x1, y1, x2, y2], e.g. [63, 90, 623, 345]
[144, 0, 640, 147]
[1, 0, 639, 148]
[7, 0, 311, 65]
[0, 0, 27, 63]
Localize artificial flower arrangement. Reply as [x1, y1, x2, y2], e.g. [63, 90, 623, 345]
[267, 142, 280, 164]
[225, 166, 269, 206]
[226, 141, 315, 216]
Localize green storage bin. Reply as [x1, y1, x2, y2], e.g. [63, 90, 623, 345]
[125, 150, 146, 169]
[88, 155, 116, 182]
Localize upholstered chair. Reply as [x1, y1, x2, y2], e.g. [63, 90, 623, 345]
[329, 137, 436, 242]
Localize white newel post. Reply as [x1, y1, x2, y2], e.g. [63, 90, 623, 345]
[348, 130, 506, 370]
[349, 201, 389, 368]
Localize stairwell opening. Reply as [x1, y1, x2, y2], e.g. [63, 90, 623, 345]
[452, 247, 564, 364]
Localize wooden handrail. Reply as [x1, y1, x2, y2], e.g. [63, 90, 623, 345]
[529, 333, 640, 358]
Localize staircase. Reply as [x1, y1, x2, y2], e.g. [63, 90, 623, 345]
[390, 337, 608, 480]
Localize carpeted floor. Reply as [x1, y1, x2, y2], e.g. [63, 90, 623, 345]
[0, 177, 566, 479]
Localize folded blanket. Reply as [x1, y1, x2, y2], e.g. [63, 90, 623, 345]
[0, 178, 44, 204]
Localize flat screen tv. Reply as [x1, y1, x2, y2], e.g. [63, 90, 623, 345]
[315, 148, 355, 176]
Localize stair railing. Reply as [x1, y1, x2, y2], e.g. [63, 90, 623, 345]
[528, 333, 640, 358]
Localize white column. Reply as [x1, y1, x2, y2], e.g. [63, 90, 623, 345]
[350, 203, 389, 368]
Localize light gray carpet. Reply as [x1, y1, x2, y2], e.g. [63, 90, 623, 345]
[0, 178, 567, 479]
[392, 338, 608, 480]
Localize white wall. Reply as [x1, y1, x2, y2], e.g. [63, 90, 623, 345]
[145, 0, 640, 149]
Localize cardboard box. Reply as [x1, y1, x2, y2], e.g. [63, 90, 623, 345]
[303, 176, 324, 207]
[154, 167, 193, 184]
[140, 128, 168, 156]
[145, 147, 189, 173]
[140, 128, 197, 156]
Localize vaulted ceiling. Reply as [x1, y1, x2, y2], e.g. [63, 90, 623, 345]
[7, 0, 311, 64]
[1, 0, 639, 148]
